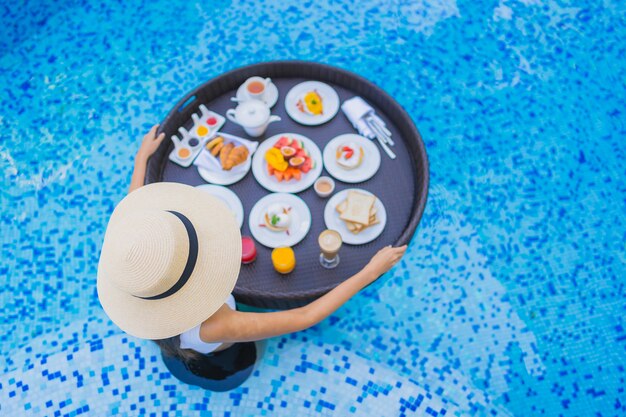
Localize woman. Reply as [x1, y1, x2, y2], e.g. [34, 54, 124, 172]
[97, 124, 407, 391]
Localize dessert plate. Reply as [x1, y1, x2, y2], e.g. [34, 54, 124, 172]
[249, 193, 311, 248]
[324, 188, 387, 245]
[323, 134, 381, 183]
[251, 133, 323, 193]
[195, 184, 244, 228]
[285, 81, 340, 126]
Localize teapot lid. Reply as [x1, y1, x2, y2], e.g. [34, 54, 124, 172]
[235, 100, 270, 127]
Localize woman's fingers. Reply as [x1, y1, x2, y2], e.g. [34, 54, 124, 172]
[155, 132, 165, 142]
[145, 124, 159, 138]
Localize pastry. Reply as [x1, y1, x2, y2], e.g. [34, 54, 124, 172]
[223, 145, 249, 170]
[336, 142, 364, 170]
[219, 143, 234, 168]
[206, 136, 224, 151]
[263, 203, 291, 232]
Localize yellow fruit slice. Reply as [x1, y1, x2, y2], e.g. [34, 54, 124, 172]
[265, 148, 288, 171]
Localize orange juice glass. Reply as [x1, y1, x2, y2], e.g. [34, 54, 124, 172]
[272, 247, 296, 274]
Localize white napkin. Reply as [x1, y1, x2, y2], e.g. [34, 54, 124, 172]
[194, 134, 258, 173]
[341, 96, 388, 139]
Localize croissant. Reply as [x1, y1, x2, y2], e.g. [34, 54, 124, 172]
[222, 145, 249, 170]
[219, 143, 234, 169]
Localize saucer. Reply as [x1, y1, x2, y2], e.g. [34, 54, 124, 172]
[236, 82, 279, 108]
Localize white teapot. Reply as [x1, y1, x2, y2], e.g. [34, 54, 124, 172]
[226, 99, 281, 137]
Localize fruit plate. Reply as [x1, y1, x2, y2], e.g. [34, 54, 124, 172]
[249, 193, 312, 248]
[195, 132, 258, 185]
[195, 184, 244, 228]
[251, 133, 323, 193]
[323, 188, 387, 245]
[322, 133, 381, 183]
[285, 81, 340, 126]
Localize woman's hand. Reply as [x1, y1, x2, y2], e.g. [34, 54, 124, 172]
[363, 244, 408, 281]
[136, 124, 166, 162]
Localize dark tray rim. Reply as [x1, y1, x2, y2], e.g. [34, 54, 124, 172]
[147, 60, 429, 305]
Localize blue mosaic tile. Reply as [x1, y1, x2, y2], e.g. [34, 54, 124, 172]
[1, 0, 626, 416]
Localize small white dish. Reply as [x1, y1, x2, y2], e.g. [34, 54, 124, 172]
[249, 193, 311, 248]
[323, 188, 387, 245]
[195, 184, 244, 228]
[251, 133, 323, 193]
[284, 81, 340, 126]
[314, 176, 335, 198]
[322, 133, 381, 183]
[195, 132, 257, 186]
[236, 82, 279, 108]
[168, 105, 225, 167]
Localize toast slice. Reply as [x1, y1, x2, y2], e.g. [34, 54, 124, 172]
[339, 191, 376, 225]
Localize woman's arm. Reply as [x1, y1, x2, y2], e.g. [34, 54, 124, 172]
[201, 245, 407, 343]
[129, 124, 165, 193]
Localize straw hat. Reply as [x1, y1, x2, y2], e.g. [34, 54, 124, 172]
[97, 182, 242, 340]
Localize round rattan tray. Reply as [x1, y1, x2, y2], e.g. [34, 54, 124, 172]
[147, 61, 429, 309]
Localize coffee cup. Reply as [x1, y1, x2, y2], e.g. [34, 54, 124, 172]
[244, 77, 271, 100]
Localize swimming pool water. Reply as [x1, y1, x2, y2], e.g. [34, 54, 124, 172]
[1, 0, 625, 415]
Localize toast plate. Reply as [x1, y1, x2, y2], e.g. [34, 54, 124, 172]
[249, 193, 311, 248]
[251, 133, 323, 193]
[195, 184, 244, 228]
[285, 81, 340, 126]
[323, 134, 381, 183]
[323, 188, 387, 245]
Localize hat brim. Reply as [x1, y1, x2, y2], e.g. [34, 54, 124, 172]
[97, 182, 242, 340]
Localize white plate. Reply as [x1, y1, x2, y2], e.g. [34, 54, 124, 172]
[195, 184, 244, 228]
[251, 133, 323, 193]
[236, 82, 279, 108]
[196, 133, 256, 185]
[323, 134, 381, 183]
[249, 193, 311, 248]
[324, 188, 387, 245]
[285, 81, 340, 126]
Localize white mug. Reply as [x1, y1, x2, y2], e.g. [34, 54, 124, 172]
[244, 77, 271, 100]
[226, 99, 280, 137]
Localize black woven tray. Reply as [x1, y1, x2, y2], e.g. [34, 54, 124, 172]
[147, 61, 429, 309]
